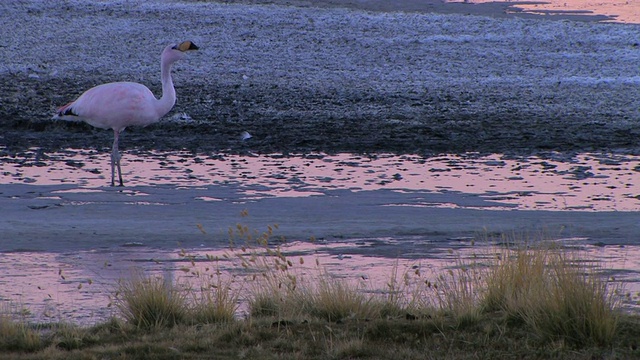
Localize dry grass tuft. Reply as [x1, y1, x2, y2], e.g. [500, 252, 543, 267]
[0, 307, 41, 352]
[298, 270, 383, 322]
[482, 246, 550, 317]
[237, 228, 391, 322]
[189, 271, 239, 324]
[433, 253, 484, 326]
[115, 271, 188, 329]
[480, 242, 620, 346]
[517, 251, 620, 346]
[50, 322, 98, 351]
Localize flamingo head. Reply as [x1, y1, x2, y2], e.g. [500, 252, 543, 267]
[162, 40, 199, 63]
[174, 40, 199, 52]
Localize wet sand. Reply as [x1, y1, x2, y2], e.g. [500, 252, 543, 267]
[3, 179, 640, 252]
[3, 150, 640, 253]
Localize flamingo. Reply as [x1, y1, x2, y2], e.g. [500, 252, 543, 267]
[53, 40, 199, 186]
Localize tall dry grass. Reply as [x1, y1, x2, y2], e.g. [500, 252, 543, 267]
[232, 223, 409, 321]
[115, 271, 188, 329]
[517, 251, 619, 345]
[223, 218, 622, 346]
[482, 246, 549, 316]
[244, 246, 384, 321]
[298, 269, 385, 321]
[113, 216, 622, 348]
[188, 267, 239, 324]
[0, 305, 41, 352]
[379, 260, 435, 318]
[478, 242, 620, 345]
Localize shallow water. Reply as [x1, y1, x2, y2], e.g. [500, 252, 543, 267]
[2, 236, 640, 325]
[1, 149, 640, 324]
[462, 0, 640, 24]
[3, 149, 640, 211]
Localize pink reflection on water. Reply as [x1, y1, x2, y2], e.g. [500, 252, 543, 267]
[0, 251, 116, 324]
[3, 149, 640, 324]
[1, 237, 639, 325]
[2, 149, 639, 211]
[452, 0, 640, 24]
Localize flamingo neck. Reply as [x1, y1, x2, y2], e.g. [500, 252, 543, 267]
[157, 55, 177, 118]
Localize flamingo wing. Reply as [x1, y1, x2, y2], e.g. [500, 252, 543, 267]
[54, 82, 160, 131]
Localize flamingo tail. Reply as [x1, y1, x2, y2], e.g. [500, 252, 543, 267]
[52, 101, 80, 120]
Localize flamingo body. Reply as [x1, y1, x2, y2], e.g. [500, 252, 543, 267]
[57, 82, 163, 131]
[53, 41, 198, 186]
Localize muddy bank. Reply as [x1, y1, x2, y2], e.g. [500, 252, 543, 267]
[4, 74, 640, 156]
[1, 0, 639, 156]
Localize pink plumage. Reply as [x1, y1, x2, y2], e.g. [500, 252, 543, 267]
[53, 41, 199, 186]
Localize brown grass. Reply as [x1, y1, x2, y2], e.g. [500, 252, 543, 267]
[115, 271, 188, 329]
[479, 242, 620, 346]
[0, 310, 41, 352]
[188, 269, 239, 324]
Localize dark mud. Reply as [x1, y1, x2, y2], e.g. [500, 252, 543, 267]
[3, 73, 640, 158]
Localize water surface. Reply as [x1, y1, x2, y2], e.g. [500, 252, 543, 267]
[1, 149, 640, 324]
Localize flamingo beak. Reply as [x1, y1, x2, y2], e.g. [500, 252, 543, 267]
[174, 41, 199, 52]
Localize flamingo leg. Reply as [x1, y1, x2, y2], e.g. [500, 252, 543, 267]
[116, 155, 123, 186]
[111, 130, 124, 186]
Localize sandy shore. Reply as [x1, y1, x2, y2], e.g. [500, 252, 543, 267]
[3, 181, 640, 253]
[205, 0, 640, 23]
